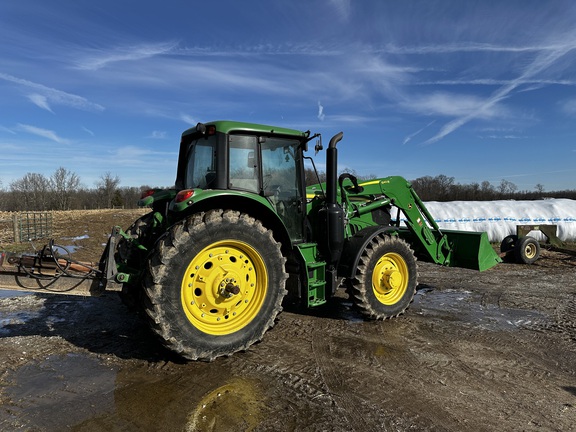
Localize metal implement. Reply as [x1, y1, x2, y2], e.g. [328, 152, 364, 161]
[0, 237, 121, 296]
[501, 224, 576, 264]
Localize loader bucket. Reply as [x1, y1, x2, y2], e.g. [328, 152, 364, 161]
[443, 229, 501, 272]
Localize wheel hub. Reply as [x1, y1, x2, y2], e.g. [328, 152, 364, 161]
[372, 252, 409, 305]
[220, 280, 241, 297]
[181, 241, 268, 335]
[383, 269, 402, 291]
[524, 243, 537, 259]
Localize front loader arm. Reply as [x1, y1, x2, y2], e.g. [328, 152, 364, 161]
[344, 176, 453, 265]
[341, 175, 500, 271]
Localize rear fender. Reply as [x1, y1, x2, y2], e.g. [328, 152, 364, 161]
[169, 190, 294, 254]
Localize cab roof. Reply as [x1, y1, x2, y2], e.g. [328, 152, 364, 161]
[181, 120, 309, 139]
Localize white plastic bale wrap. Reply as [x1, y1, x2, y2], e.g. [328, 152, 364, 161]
[419, 199, 576, 242]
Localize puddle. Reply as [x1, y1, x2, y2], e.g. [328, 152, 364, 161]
[53, 245, 80, 254]
[0, 309, 43, 335]
[0, 294, 45, 335]
[62, 235, 90, 241]
[1, 354, 116, 431]
[185, 377, 264, 432]
[413, 288, 548, 331]
[0, 354, 269, 431]
[0, 290, 30, 299]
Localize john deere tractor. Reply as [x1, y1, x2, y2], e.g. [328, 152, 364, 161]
[0, 120, 500, 361]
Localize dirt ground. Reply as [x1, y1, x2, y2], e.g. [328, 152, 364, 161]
[0, 210, 575, 431]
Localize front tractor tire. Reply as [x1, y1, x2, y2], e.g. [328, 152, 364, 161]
[143, 210, 287, 361]
[348, 235, 418, 320]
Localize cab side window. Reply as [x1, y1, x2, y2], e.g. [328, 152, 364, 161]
[229, 135, 259, 193]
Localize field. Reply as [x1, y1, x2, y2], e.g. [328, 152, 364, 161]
[0, 209, 575, 431]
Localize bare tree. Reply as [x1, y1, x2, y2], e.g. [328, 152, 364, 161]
[480, 181, 495, 200]
[410, 174, 455, 201]
[304, 167, 326, 186]
[498, 179, 518, 197]
[97, 172, 121, 208]
[10, 173, 50, 210]
[535, 183, 545, 194]
[50, 167, 80, 210]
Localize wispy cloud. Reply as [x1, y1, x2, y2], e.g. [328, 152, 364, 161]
[416, 79, 576, 86]
[0, 72, 104, 112]
[27, 94, 54, 113]
[0, 125, 17, 135]
[402, 92, 506, 119]
[180, 113, 197, 125]
[148, 130, 167, 139]
[559, 99, 576, 116]
[380, 42, 569, 55]
[82, 126, 95, 136]
[328, 0, 352, 21]
[317, 101, 326, 121]
[110, 146, 156, 159]
[17, 124, 71, 144]
[420, 39, 576, 145]
[74, 41, 178, 70]
[403, 120, 436, 145]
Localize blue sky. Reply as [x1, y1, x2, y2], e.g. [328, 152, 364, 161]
[1, 0, 576, 192]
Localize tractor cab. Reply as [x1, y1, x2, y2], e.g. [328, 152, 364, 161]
[175, 121, 309, 242]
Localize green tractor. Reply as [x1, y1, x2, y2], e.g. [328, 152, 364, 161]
[0, 120, 501, 361]
[116, 121, 500, 360]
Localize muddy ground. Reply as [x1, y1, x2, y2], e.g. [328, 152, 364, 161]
[0, 210, 575, 431]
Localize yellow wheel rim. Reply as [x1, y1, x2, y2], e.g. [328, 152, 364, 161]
[187, 378, 262, 431]
[371, 252, 409, 305]
[181, 240, 268, 336]
[524, 243, 537, 259]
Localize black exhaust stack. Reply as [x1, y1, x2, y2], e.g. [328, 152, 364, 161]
[319, 132, 345, 266]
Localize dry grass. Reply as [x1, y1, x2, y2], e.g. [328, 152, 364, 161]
[0, 209, 149, 261]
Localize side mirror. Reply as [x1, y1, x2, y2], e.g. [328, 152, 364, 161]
[247, 151, 256, 168]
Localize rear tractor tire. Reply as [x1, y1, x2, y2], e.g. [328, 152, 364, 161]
[143, 210, 288, 361]
[348, 235, 418, 320]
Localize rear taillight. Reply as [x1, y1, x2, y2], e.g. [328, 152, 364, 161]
[140, 189, 155, 199]
[175, 189, 194, 203]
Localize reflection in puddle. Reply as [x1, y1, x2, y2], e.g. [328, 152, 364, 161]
[1, 355, 268, 431]
[413, 288, 548, 330]
[187, 377, 263, 432]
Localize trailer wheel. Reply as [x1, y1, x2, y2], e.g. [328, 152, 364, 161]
[514, 236, 540, 264]
[500, 234, 518, 253]
[348, 235, 418, 319]
[143, 210, 287, 361]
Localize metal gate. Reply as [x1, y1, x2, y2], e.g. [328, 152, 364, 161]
[12, 212, 53, 242]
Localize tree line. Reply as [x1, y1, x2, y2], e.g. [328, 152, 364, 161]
[0, 167, 151, 212]
[1, 167, 574, 212]
[305, 169, 576, 201]
[409, 174, 576, 201]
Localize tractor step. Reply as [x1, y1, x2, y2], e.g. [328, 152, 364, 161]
[295, 243, 327, 307]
